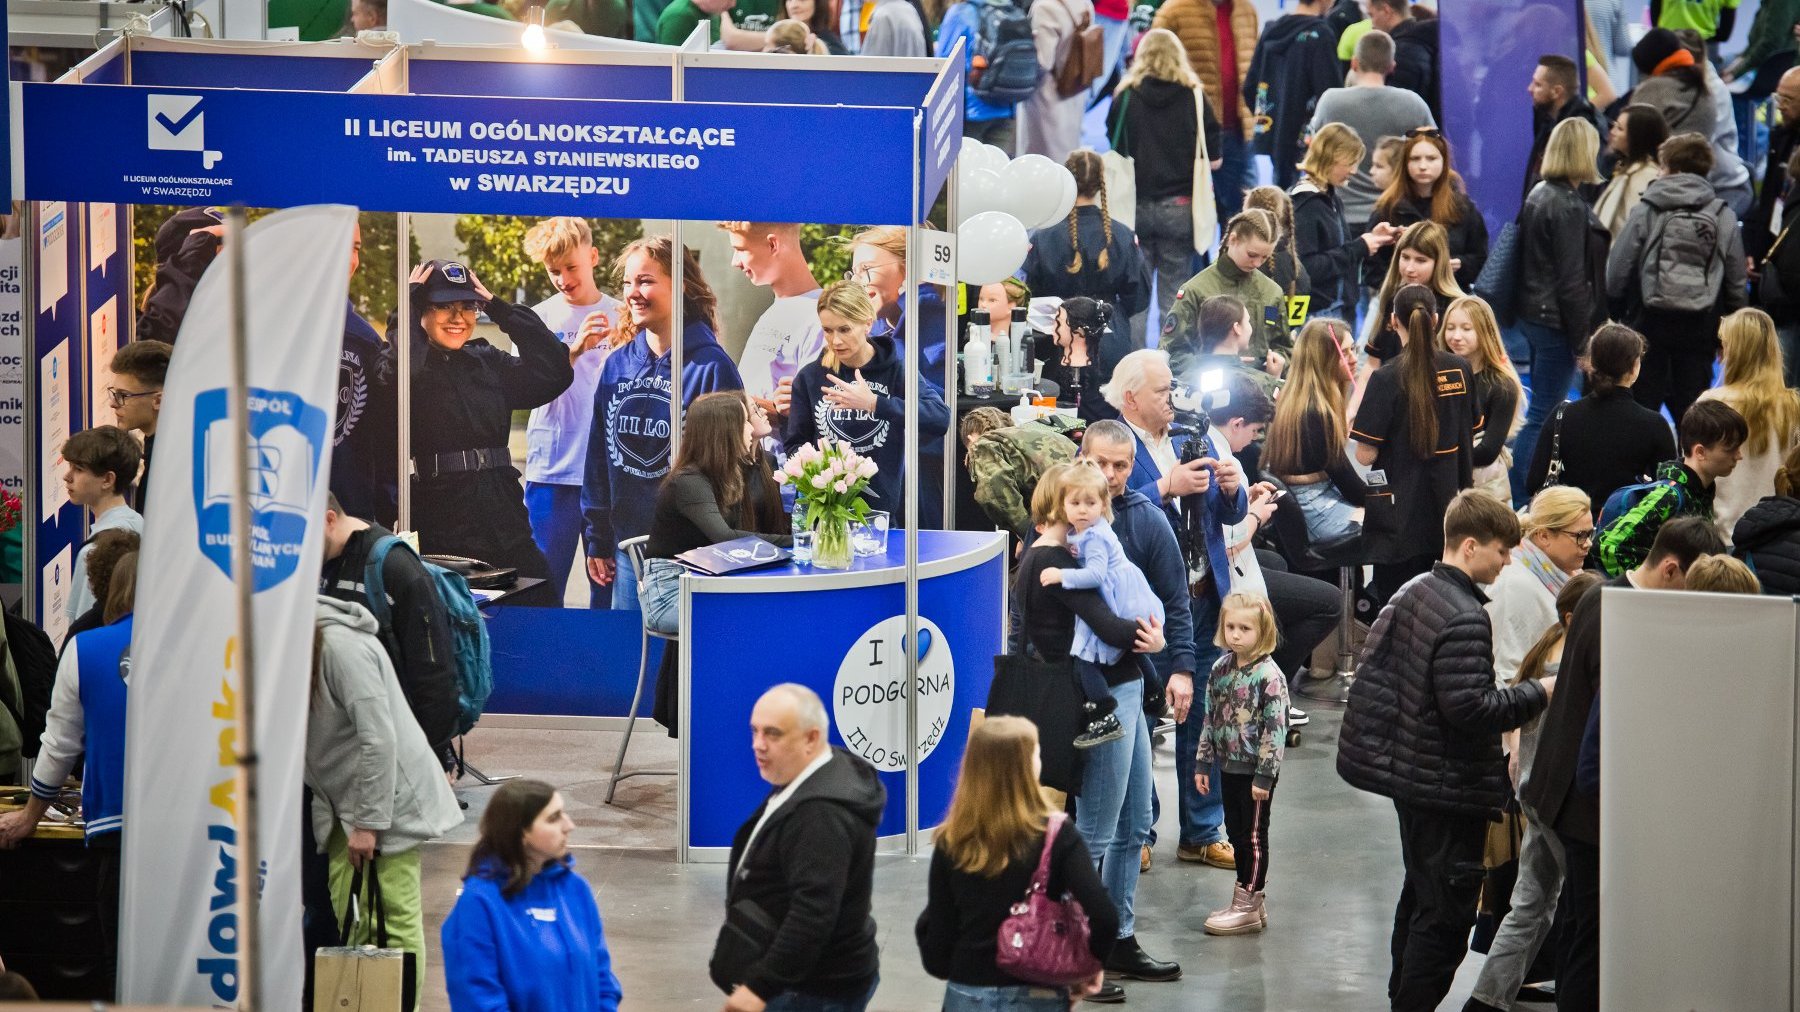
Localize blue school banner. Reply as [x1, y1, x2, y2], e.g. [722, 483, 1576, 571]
[920, 57, 962, 212]
[22, 84, 919, 224]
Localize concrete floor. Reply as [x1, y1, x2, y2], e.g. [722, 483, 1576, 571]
[418, 706, 1516, 1012]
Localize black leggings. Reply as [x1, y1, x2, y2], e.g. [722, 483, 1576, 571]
[1220, 771, 1275, 891]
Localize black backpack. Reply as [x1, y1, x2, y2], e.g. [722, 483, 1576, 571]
[970, 0, 1042, 106]
[3, 612, 58, 758]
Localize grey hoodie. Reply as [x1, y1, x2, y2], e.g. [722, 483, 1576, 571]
[307, 595, 462, 854]
[1605, 172, 1748, 313]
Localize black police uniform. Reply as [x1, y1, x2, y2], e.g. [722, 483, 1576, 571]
[409, 261, 574, 607]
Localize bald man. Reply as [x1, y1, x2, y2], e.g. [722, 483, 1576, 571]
[710, 685, 885, 1012]
[1746, 67, 1800, 262]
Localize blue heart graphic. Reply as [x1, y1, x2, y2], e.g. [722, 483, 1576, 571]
[904, 628, 933, 662]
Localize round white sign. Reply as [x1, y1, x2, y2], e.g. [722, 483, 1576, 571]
[832, 615, 955, 771]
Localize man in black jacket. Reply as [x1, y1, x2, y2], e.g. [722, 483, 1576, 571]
[1522, 55, 1601, 200]
[137, 206, 224, 344]
[713, 684, 883, 1012]
[1338, 490, 1553, 1012]
[1246, 0, 1343, 189]
[1519, 516, 1721, 1012]
[1368, 0, 1438, 119]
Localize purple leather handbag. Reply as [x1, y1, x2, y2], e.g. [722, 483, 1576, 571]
[994, 812, 1104, 986]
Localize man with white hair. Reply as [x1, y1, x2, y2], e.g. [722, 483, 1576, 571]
[710, 684, 885, 1012]
[1100, 350, 1247, 875]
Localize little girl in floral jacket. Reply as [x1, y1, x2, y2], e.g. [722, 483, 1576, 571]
[1194, 591, 1289, 936]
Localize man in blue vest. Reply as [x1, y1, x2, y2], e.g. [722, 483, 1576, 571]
[1100, 349, 1247, 872]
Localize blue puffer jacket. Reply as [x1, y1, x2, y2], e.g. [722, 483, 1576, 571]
[441, 856, 622, 1012]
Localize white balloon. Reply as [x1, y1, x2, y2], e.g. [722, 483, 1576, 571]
[1044, 167, 1077, 226]
[978, 143, 1011, 172]
[956, 167, 1006, 225]
[956, 211, 1031, 286]
[1005, 154, 1070, 230]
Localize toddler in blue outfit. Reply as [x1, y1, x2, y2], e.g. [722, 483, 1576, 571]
[1040, 461, 1165, 748]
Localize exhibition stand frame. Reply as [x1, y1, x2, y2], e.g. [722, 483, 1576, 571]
[18, 33, 989, 857]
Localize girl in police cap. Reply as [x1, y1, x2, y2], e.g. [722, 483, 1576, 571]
[408, 258, 573, 607]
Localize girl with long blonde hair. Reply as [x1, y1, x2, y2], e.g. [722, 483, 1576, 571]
[920, 716, 1115, 1006]
[1440, 296, 1524, 502]
[1698, 308, 1800, 540]
[1264, 318, 1365, 541]
[1104, 27, 1221, 325]
[1369, 221, 1465, 364]
[1244, 185, 1308, 305]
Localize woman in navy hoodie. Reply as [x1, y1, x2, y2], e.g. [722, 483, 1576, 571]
[582, 237, 744, 611]
[442, 779, 622, 1012]
[785, 281, 948, 528]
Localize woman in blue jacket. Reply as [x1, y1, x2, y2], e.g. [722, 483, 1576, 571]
[785, 281, 949, 528]
[442, 779, 622, 1012]
[581, 237, 744, 611]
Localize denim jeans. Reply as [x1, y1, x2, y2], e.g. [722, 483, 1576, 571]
[942, 982, 1070, 1011]
[964, 116, 1017, 157]
[1508, 318, 1580, 503]
[1213, 130, 1255, 225]
[1778, 322, 1800, 388]
[765, 979, 877, 1012]
[639, 558, 684, 634]
[610, 548, 641, 612]
[523, 481, 609, 608]
[1074, 675, 1152, 938]
[1469, 808, 1566, 1011]
[1136, 196, 1197, 331]
[1289, 480, 1359, 542]
[1172, 592, 1226, 849]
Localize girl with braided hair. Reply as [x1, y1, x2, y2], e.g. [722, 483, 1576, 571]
[1244, 185, 1310, 315]
[1163, 208, 1292, 387]
[1022, 149, 1152, 348]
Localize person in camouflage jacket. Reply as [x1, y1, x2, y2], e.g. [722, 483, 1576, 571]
[960, 409, 1081, 539]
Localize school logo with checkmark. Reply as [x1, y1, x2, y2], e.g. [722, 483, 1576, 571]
[147, 94, 224, 170]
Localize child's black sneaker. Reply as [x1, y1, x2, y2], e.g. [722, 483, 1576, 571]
[1074, 712, 1125, 749]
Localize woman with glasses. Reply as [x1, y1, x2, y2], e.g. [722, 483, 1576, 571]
[1485, 485, 1594, 685]
[408, 259, 573, 608]
[1365, 129, 1489, 291]
[1523, 323, 1675, 511]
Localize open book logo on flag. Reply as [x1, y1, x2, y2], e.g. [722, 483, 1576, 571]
[190, 387, 330, 591]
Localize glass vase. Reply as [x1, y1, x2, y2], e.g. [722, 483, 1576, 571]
[812, 516, 853, 570]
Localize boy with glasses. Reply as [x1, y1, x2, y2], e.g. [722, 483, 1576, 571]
[107, 341, 170, 516]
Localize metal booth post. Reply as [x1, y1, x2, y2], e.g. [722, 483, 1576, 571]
[223, 206, 264, 1012]
[20, 204, 39, 626]
[903, 113, 923, 856]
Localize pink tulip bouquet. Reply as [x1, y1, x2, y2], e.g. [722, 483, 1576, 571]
[775, 440, 878, 569]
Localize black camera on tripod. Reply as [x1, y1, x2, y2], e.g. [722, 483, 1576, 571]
[1168, 369, 1239, 576]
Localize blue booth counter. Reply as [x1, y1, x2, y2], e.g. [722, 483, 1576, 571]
[678, 529, 1006, 862]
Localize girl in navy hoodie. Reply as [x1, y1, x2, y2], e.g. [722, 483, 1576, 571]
[784, 281, 948, 527]
[581, 237, 743, 611]
[442, 779, 622, 1012]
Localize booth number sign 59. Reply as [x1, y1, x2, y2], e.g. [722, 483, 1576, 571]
[920, 229, 956, 288]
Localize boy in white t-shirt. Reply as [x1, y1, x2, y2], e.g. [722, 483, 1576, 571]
[522, 217, 624, 608]
[717, 221, 825, 436]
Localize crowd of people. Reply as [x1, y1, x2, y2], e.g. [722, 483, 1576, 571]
[13, 0, 1800, 1009]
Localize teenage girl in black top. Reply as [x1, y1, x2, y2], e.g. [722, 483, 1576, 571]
[1265, 318, 1366, 541]
[1351, 284, 1476, 601]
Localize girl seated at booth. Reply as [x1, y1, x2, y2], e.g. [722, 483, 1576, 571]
[640, 392, 790, 635]
[784, 281, 949, 528]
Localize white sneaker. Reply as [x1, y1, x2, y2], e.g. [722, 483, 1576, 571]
[1288, 706, 1310, 727]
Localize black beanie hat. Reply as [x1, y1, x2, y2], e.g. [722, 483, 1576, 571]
[151, 206, 224, 264]
[1633, 27, 1684, 76]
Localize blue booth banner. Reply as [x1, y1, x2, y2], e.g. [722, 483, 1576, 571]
[919, 49, 963, 212]
[681, 531, 1006, 853]
[22, 84, 921, 224]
